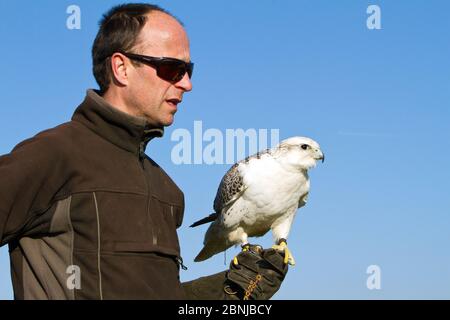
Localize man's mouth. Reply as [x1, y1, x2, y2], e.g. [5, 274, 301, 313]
[166, 98, 181, 108]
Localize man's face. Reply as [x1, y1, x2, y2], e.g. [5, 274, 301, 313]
[125, 12, 192, 127]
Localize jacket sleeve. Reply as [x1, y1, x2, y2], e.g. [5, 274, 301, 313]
[0, 131, 67, 246]
[181, 271, 237, 300]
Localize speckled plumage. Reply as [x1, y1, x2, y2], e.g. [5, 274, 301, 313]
[213, 148, 271, 214]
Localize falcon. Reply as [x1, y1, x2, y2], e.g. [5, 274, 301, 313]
[190, 136, 324, 265]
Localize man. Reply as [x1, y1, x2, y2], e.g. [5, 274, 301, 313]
[0, 3, 287, 299]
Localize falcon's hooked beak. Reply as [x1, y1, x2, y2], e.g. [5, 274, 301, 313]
[315, 149, 325, 163]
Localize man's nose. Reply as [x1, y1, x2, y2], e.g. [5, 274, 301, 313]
[175, 72, 193, 92]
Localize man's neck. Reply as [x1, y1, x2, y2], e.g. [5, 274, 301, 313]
[102, 89, 140, 118]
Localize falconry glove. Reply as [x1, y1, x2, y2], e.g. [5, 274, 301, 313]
[224, 244, 288, 300]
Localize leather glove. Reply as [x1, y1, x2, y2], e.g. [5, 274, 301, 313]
[223, 244, 288, 300]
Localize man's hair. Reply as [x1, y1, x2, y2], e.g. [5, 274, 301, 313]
[92, 3, 181, 94]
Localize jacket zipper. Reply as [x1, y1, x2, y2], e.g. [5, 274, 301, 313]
[139, 142, 146, 169]
[138, 141, 157, 245]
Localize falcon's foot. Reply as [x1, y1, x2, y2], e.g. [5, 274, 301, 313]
[233, 243, 263, 265]
[272, 238, 295, 266]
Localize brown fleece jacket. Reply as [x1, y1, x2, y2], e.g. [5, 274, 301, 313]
[0, 89, 227, 300]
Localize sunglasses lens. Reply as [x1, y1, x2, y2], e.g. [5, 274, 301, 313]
[187, 63, 194, 79]
[157, 61, 186, 82]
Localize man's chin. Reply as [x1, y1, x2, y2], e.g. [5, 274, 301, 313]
[160, 115, 175, 127]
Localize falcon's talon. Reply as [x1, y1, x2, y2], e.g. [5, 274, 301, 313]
[233, 243, 257, 265]
[234, 243, 253, 265]
[272, 240, 296, 266]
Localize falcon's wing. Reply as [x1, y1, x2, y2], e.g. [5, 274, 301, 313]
[190, 149, 272, 228]
[190, 162, 248, 228]
[298, 192, 309, 208]
[213, 162, 247, 214]
[214, 149, 273, 214]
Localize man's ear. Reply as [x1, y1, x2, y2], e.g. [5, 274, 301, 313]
[110, 53, 129, 86]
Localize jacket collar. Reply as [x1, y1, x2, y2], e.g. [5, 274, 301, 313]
[72, 89, 164, 158]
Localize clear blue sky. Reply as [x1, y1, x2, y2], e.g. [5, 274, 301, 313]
[0, 0, 449, 299]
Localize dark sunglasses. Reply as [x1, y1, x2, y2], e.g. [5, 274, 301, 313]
[119, 51, 194, 83]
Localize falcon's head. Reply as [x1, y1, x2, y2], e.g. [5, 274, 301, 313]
[275, 136, 324, 170]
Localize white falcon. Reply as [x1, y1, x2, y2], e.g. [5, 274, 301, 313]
[190, 136, 324, 265]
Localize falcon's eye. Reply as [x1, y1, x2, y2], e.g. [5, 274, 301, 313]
[301, 144, 309, 150]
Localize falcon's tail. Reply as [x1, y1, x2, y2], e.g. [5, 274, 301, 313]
[189, 213, 219, 228]
[194, 241, 233, 262]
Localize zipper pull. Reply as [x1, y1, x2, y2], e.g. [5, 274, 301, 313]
[139, 142, 145, 161]
[176, 257, 188, 270]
